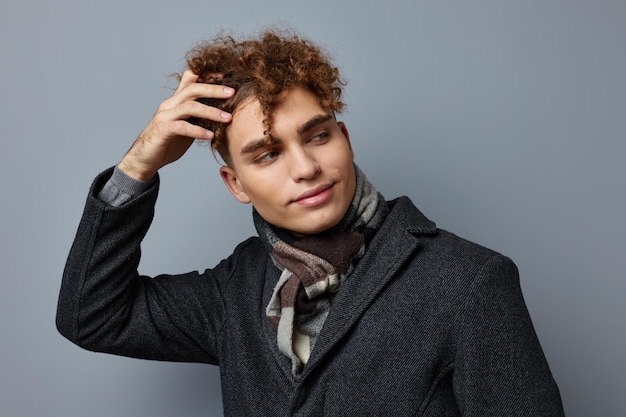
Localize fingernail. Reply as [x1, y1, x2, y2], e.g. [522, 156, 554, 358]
[223, 87, 234, 95]
[206, 130, 214, 139]
[220, 111, 231, 120]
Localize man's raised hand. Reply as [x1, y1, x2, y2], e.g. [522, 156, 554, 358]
[118, 70, 235, 181]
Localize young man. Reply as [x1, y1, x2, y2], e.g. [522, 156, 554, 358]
[56, 30, 565, 416]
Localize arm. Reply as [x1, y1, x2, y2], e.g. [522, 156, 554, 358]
[452, 255, 565, 416]
[56, 168, 241, 363]
[56, 71, 236, 362]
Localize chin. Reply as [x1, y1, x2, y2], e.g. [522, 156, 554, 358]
[293, 214, 344, 236]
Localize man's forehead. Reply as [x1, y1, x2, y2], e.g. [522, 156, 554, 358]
[231, 92, 331, 132]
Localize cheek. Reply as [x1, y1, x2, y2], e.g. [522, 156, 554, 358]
[329, 149, 355, 176]
[240, 174, 283, 206]
[317, 147, 346, 169]
[330, 140, 354, 163]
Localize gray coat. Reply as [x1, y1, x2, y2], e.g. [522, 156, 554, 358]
[57, 169, 565, 416]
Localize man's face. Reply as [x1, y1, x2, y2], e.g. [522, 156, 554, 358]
[219, 86, 356, 235]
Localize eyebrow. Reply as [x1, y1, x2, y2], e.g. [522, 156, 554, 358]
[239, 113, 334, 156]
[297, 113, 334, 136]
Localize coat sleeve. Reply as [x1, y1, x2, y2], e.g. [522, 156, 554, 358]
[56, 168, 239, 364]
[452, 255, 565, 416]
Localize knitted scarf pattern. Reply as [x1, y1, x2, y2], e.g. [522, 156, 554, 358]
[253, 165, 388, 375]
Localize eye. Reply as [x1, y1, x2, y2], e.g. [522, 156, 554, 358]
[309, 131, 330, 143]
[254, 150, 280, 164]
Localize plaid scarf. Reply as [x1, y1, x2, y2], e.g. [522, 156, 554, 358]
[253, 165, 388, 375]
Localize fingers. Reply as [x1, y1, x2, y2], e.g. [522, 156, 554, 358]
[149, 100, 231, 143]
[174, 70, 235, 101]
[177, 83, 236, 104]
[172, 100, 232, 126]
[162, 73, 235, 131]
[165, 119, 217, 141]
[146, 113, 220, 142]
[175, 69, 199, 93]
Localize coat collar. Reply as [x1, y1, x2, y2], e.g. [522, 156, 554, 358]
[299, 196, 437, 380]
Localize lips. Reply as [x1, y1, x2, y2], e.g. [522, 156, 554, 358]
[293, 183, 334, 206]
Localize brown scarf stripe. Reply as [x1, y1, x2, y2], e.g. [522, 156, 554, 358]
[272, 241, 338, 291]
[268, 234, 363, 330]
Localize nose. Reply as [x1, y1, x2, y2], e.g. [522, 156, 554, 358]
[289, 146, 320, 182]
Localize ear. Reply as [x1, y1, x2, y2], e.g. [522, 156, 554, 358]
[337, 121, 354, 157]
[219, 166, 251, 204]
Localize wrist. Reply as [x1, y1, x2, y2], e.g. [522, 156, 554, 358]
[117, 158, 157, 182]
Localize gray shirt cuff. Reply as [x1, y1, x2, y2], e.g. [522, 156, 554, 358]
[97, 166, 156, 207]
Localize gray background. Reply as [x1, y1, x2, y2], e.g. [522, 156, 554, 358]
[1, 1, 624, 416]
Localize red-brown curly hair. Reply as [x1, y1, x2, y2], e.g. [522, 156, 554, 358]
[185, 29, 346, 163]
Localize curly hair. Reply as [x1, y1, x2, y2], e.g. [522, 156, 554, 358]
[185, 29, 346, 163]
